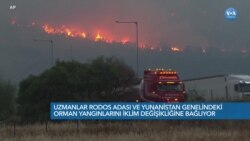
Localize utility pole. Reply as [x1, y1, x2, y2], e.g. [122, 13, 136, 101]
[115, 21, 139, 76]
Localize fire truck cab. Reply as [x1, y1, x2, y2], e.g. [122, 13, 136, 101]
[139, 69, 187, 102]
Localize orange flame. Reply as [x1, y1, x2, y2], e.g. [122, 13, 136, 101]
[121, 38, 129, 44]
[42, 24, 55, 34]
[40, 23, 154, 47]
[170, 46, 183, 52]
[42, 24, 87, 39]
[95, 32, 103, 41]
[9, 21, 169, 50]
[81, 32, 86, 38]
[13, 21, 226, 53]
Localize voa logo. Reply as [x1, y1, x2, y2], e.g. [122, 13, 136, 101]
[224, 7, 238, 20]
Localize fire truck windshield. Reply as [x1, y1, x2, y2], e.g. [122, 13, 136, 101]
[156, 84, 182, 92]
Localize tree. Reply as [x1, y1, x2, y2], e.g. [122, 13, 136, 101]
[89, 56, 135, 101]
[0, 79, 16, 121]
[17, 57, 136, 122]
[17, 61, 90, 122]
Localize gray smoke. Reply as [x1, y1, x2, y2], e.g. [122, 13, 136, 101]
[1, 0, 250, 82]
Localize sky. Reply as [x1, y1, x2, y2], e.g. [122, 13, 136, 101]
[3, 0, 250, 48]
[1, 0, 250, 82]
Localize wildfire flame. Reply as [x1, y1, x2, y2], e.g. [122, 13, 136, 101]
[41, 23, 134, 44]
[10, 19, 250, 54]
[42, 24, 87, 39]
[41, 24, 118, 43]
[95, 32, 104, 41]
[121, 38, 129, 44]
[170, 46, 183, 52]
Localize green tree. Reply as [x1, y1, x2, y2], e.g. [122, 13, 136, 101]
[0, 79, 16, 121]
[17, 57, 136, 122]
[17, 61, 90, 122]
[89, 56, 135, 101]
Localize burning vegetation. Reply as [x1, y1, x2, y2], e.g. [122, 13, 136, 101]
[9, 19, 250, 54]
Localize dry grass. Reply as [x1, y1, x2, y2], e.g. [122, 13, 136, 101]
[1, 121, 250, 141]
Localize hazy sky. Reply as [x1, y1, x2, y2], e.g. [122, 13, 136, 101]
[2, 0, 250, 49]
[1, 0, 250, 82]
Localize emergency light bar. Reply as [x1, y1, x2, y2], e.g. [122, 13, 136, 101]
[145, 69, 178, 75]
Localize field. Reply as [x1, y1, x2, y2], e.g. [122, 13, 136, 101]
[1, 121, 250, 141]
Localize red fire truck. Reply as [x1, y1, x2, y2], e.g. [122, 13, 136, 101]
[139, 69, 187, 102]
